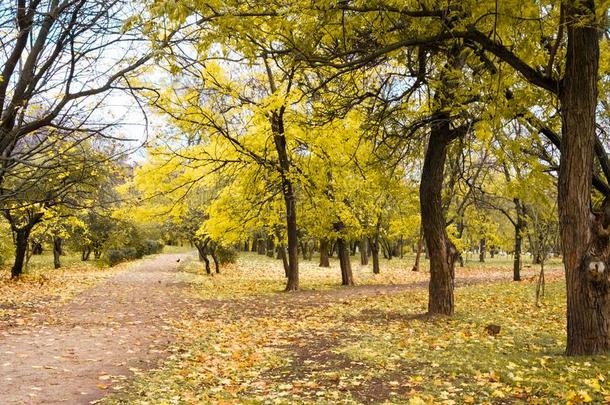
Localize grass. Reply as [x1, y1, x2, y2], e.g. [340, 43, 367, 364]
[176, 251, 563, 299]
[101, 251, 610, 405]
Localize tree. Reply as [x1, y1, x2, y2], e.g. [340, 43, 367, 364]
[0, 0, 157, 205]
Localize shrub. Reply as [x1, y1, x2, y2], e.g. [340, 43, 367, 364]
[215, 245, 236, 265]
[106, 242, 163, 267]
[144, 239, 164, 255]
[107, 249, 126, 267]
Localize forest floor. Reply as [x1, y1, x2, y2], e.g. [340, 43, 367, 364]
[2, 252, 610, 404]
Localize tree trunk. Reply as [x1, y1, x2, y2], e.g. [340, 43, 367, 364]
[53, 236, 62, 269]
[560, 3, 609, 356]
[420, 114, 458, 316]
[257, 239, 266, 255]
[370, 237, 380, 274]
[513, 199, 525, 281]
[31, 241, 43, 255]
[299, 240, 307, 260]
[271, 111, 299, 291]
[479, 238, 486, 263]
[412, 227, 424, 272]
[82, 247, 91, 261]
[319, 238, 330, 267]
[337, 237, 354, 286]
[196, 242, 211, 275]
[244, 240, 249, 252]
[211, 249, 220, 274]
[11, 228, 30, 278]
[360, 238, 369, 265]
[266, 237, 275, 258]
[279, 244, 289, 277]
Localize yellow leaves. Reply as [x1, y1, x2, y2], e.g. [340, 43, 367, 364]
[567, 390, 593, 404]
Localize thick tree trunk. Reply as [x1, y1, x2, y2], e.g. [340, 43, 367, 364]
[360, 238, 369, 265]
[53, 236, 62, 269]
[420, 115, 458, 316]
[337, 237, 354, 286]
[319, 238, 330, 267]
[244, 240, 249, 252]
[479, 238, 486, 263]
[559, 3, 609, 356]
[370, 237, 380, 274]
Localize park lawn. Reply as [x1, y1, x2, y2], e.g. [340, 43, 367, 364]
[0, 252, 116, 322]
[103, 254, 610, 405]
[176, 252, 564, 300]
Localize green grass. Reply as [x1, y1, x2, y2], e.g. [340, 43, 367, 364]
[25, 251, 106, 272]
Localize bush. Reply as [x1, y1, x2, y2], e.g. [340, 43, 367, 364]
[107, 249, 126, 267]
[215, 245, 236, 265]
[106, 247, 139, 266]
[144, 239, 164, 255]
[106, 241, 164, 267]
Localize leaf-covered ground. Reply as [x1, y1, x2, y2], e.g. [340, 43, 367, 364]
[3, 251, 607, 404]
[98, 253, 610, 405]
[0, 253, 117, 326]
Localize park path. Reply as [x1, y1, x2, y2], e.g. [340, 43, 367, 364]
[0, 253, 198, 405]
[0, 253, 561, 405]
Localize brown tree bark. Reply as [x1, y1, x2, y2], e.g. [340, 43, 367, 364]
[211, 248, 220, 274]
[360, 238, 369, 265]
[412, 227, 424, 272]
[278, 244, 289, 277]
[257, 238, 266, 255]
[271, 109, 299, 291]
[319, 238, 330, 267]
[420, 113, 460, 316]
[370, 236, 380, 274]
[513, 199, 526, 281]
[5, 211, 43, 278]
[266, 236, 275, 258]
[81, 246, 91, 261]
[53, 236, 62, 269]
[337, 237, 354, 286]
[559, 2, 610, 356]
[12, 228, 30, 278]
[479, 238, 486, 263]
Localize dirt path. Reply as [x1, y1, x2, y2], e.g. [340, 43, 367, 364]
[0, 253, 562, 405]
[0, 253, 197, 405]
